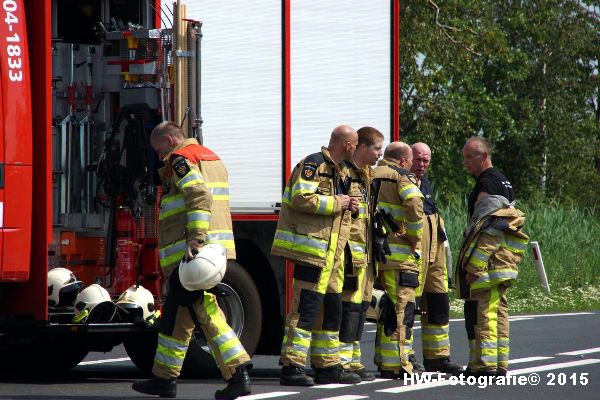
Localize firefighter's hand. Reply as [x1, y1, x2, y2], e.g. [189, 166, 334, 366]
[349, 197, 360, 214]
[337, 195, 352, 210]
[465, 272, 479, 285]
[186, 240, 202, 261]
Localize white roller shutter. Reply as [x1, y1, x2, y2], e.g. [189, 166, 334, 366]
[178, 1, 282, 211]
[290, 0, 391, 165]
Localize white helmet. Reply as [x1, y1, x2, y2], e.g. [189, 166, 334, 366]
[366, 288, 385, 322]
[178, 244, 227, 291]
[73, 284, 116, 323]
[48, 267, 82, 307]
[116, 285, 156, 322]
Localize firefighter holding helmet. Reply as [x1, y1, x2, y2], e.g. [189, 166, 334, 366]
[132, 121, 251, 400]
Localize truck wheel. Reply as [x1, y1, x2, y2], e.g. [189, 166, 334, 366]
[123, 331, 158, 375]
[0, 340, 89, 374]
[181, 261, 262, 377]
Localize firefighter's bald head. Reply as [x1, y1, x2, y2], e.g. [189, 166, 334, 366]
[328, 125, 358, 163]
[150, 121, 185, 160]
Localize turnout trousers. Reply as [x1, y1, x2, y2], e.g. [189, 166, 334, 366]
[339, 260, 373, 372]
[374, 269, 417, 374]
[408, 214, 451, 360]
[281, 234, 345, 369]
[152, 290, 251, 380]
[464, 284, 510, 373]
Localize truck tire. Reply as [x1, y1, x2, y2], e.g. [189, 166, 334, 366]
[123, 331, 158, 374]
[0, 339, 89, 374]
[181, 261, 262, 378]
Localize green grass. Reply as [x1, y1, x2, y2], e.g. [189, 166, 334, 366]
[440, 195, 600, 313]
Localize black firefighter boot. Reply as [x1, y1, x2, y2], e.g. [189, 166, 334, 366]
[423, 357, 464, 375]
[280, 365, 315, 386]
[215, 366, 252, 400]
[131, 375, 177, 398]
[314, 364, 361, 384]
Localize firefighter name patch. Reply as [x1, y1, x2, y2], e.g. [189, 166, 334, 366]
[172, 157, 190, 178]
[302, 163, 318, 180]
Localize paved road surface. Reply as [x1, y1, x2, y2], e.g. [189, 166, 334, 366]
[1, 311, 599, 399]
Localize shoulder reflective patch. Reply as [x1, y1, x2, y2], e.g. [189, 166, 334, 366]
[172, 157, 190, 179]
[302, 163, 318, 180]
[407, 173, 418, 186]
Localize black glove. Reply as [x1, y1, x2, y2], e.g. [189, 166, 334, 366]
[378, 293, 398, 337]
[372, 234, 391, 264]
[372, 212, 391, 263]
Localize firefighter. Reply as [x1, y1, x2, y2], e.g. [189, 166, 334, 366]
[337, 127, 384, 381]
[406, 142, 463, 374]
[458, 136, 528, 377]
[372, 142, 424, 379]
[132, 122, 252, 400]
[273, 125, 362, 386]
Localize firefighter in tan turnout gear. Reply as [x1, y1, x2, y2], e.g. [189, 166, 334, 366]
[273, 125, 362, 386]
[458, 136, 529, 377]
[406, 142, 463, 375]
[338, 127, 384, 381]
[132, 122, 252, 400]
[372, 142, 424, 379]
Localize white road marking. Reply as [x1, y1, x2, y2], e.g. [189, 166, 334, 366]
[78, 357, 131, 366]
[557, 347, 600, 356]
[448, 311, 594, 323]
[508, 358, 600, 375]
[508, 317, 534, 321]
[314, 396, 369, 400]
[509, 356, 554, 364]
[376, 380, 448, 393]
[376, 359, 600, 393]
[357, 378, 392, 385]
[312, 384, 351, 389]
[240, 392, 299, 399]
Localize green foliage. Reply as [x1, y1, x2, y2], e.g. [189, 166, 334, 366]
[400, 0, 600, 209]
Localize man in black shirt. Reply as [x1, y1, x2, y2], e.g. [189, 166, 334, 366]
[460, 136, 523, 377]
[463, 137, 514, 219]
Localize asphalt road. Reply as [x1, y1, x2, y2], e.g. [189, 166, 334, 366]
[1, 311, 599, 399]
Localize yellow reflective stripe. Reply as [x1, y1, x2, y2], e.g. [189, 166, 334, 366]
[405, 219, 423, 237]
[340, 342, 353, 364]
[159, 239, 187, 267]
[292, 179, 319, 197]
[156, 334, 188, 368]
[187, 209, 211, 230]
[358, 202, 367, 219]
[501, 235, 528, 254]
[316, 195, 335, 215]
[351, 266, 365, 303]
[176, 171, 205, 190]
[469, 247, 490, 269]
[378, 202, 404, 219]
[206, 230, 235, 249]
[273, 229, 328, 258]
[160, 194, 186, 220]
[398, 184, 422, 200]
[311, 330, 340, 355]
[282, 187, 292, 205]
[315, 232, 338, 294]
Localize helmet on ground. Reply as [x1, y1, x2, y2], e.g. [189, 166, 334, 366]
[73, 284, 116, 323]
[48, 267, 82, 307]
[366, 288, 385, 322]
[178, 244, 227, 291]
[116, 285, 156, 322]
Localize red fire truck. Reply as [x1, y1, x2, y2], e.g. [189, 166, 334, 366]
[0, 0, 399, 375]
